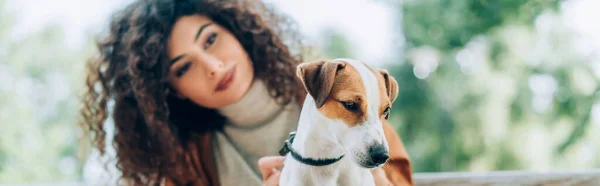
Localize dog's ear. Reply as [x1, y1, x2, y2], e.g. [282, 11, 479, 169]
[379, 69, 399, 103]
[296, 60, 346, 108]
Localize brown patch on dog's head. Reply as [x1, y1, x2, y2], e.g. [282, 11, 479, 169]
[370, 68, 399, 120]
[296, 59, 346, 108]
[296, 59, 367, 127]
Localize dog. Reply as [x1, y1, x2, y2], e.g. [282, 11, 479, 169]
[278, 58, 399, 186]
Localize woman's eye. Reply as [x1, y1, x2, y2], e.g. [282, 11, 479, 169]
[204, 33, 218, 49]
[175, 62, 192, 77]
[342, 102, 358, 111]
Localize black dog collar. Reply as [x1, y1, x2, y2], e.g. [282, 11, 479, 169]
[279, 132, 345, 166]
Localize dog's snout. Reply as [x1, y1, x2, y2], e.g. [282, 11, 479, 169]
[368, 144, 389, 164]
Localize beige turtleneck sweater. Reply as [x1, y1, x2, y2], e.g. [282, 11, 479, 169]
[215, 80, 301, 186]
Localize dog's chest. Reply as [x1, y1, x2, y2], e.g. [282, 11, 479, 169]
[281, 157, 374, 186]
[336, 158, 375, 186]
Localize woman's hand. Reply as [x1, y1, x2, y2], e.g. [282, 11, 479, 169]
[372, 167, 395, 186]
[258, 156, 285, 186]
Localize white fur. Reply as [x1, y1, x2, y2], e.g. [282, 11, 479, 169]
[279, 59, 389, 186]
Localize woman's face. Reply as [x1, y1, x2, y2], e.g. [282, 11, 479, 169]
[167, 15, 254, 109]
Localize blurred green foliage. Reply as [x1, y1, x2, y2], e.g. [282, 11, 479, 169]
[383, 0, 600, 172]
[321, 27, 355, 59]
[0, 0, 93, 182]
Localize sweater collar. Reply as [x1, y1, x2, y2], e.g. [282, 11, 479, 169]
[217, 80, 285, 127]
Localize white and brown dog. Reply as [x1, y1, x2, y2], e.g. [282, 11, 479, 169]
[278, 58, 399, 186]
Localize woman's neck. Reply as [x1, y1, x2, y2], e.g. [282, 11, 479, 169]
[217, 80, 284, 128]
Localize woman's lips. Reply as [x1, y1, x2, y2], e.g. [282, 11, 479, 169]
[216, 65, 236, 92]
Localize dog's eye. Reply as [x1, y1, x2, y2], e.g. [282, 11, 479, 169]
[342, 102, 358, 111]
[383, 107, 391, 119]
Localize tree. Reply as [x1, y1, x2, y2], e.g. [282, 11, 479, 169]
[320, 27, 355, 59]
[385, 0, 600, 172]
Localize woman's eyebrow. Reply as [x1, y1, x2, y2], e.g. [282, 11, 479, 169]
[170, 23, 214, 65]
[195, 22, 213, 42]
[170, 54, 185, 66]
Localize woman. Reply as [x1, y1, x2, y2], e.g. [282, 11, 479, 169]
[80, 0, 413, 185]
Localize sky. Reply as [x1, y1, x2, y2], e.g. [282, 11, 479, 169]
[264, 0, 400, 66]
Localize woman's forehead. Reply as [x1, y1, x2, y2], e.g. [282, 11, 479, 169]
[167, 15, 214, 57]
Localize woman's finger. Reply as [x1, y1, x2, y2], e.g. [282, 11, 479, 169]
[258, 156, 285, 180]
[262, 170, 281, 186]
[372, 168, 394, 186]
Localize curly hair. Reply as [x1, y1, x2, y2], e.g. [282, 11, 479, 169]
[79, 0, 307, 185]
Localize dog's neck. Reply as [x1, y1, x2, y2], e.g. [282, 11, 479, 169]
[290, 96, 346, 161]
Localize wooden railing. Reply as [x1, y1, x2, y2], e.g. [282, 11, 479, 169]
[413, 170, 600, 186]
[3, 170, 600, 186]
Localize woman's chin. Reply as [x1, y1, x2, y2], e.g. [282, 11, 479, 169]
[214, 83, 251, 108]
[191, 74, 254, 110]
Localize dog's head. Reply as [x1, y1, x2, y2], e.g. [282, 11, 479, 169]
[296, 58, 399, 168]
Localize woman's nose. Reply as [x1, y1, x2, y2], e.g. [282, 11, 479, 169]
[200, 55, 225, 78]
[208, 63, 225, 77]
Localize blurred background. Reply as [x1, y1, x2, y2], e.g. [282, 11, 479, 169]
[1, 0, 600, 184]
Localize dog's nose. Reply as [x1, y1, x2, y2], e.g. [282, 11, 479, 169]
[368, 145, 389, 164]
